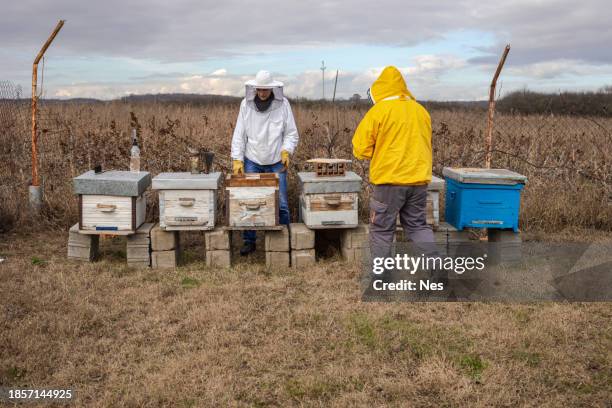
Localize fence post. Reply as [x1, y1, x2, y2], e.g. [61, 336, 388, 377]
[30, 20, 64, 214]
[485, 44, 510, 169]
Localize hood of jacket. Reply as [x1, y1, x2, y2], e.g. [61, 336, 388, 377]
[369, 66, 415, 103]
[245, 85, 284, 102]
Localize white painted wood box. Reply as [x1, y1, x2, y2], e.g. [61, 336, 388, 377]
[226, 173, 279, 229]
[298, 171, 362, 229]
[73, 170, 151, 234]
[427, 175, 445, 227]
[152, 172, 222, 231]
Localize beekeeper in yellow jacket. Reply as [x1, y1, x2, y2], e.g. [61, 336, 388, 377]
[352, 66, 434, 257]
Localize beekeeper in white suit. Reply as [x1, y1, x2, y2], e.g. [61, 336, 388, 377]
[231, 70, 299, 255]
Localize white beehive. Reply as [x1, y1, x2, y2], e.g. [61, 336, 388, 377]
[226, 173, 279, 229]
[298, 171, 362, 229]
[152, 172, 222, 231]
[73, 170, 151, 234]
[427, 175, 445, 227]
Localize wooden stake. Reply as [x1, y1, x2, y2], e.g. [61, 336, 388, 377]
[485, 44, 510, 169]
[31, 20, 64, 186]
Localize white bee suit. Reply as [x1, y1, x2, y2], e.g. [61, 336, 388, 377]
[231, 73, 299, 165]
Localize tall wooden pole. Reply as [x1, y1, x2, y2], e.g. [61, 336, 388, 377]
[332, 70, 339, 103]
[31, 20, 65, 187]
[485, 44, 510, 169]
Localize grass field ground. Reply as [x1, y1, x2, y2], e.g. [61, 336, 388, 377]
[1, 229, 610, 407]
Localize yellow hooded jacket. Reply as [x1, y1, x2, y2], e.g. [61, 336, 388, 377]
[352, 66, 432, 185]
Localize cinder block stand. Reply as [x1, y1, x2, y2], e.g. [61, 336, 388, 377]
[340, 224, 369, 262]
[127, 223, 154, 266]
[290, 223, 316, 268]
[68, 223, 99, 262]
[151, 223, 180, 268]
[488, 228, 522, 262]
[204, 227, 232, 268]
[265, 226, 290, 269]
[68, 222, 155, 266]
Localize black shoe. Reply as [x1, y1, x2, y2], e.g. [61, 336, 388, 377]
[240, 242, 256, 256]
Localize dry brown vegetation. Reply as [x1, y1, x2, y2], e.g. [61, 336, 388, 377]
[1, 101, 611, 407]
[1, 231, 611, 407]
[0, 101, 611, 233]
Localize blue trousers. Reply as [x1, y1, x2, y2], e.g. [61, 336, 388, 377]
[243, 157, 290, 244]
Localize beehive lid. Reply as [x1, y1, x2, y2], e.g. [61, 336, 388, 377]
[442, 167, 527, 184]
[152, 172, 222, 190]
[298, 171, 362, 194]
[73, 170, 151, 196]
[428, 175, 445, 191]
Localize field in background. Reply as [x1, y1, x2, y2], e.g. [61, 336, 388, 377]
[1, 100, 611, 234]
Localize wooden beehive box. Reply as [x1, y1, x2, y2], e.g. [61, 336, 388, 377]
[152, 172, 222, 231]
[226, 173, 279, 229]
[73, 170, 151, 234]
[298, 171, 361, 229]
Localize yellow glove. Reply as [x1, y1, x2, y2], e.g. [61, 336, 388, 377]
[232, 160, 244, 175]
[281, 150, 290, 170]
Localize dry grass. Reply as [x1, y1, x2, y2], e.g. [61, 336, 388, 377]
[1, 231, 611, 407]
[0, 101, 611, 233]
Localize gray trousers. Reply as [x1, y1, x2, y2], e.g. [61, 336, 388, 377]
[369, 184, 434, 259]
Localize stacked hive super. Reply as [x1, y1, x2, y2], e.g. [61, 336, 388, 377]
[226, 173, 287, 268]
[69, 170, 152, 265]
[297, 168, 367, 263]
[152, 172, 223, 268]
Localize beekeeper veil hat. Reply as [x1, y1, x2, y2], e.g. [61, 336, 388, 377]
[245, 70, 284, 100]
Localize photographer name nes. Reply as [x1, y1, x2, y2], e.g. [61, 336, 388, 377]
[372, 279, 445, 291]
[371, 254, 487, 275]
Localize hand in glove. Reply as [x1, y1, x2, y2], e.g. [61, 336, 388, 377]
[232, 160, 244, 175]
[281, 150, 290, 171]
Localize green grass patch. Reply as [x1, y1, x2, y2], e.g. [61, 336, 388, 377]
[30, 256, 46, 266]
[459, 354, 487, 381]
[181, 276, 200, 289]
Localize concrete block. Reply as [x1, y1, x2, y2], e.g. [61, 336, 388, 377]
[488, 229, 522, 243]
[206, 250, 231, 268]
[341, 246, 364, 263]
[266, 251, 290, 269]
[341, 224, 369, 249]
[126, 245, 150, 261]
[488, 229, 522, 263]
[151, 224, 179, 251]
[291, 249, 316, 268]
[204, 227, 231, 250]
[67, 242, 99, 261]
[127, 222, 154, 242]
[68, 224, 99, 261]
[290, 223, 315, 250]
[126, 223, 153, 264]
[151, 249, 178, 268]
[265, 226, 290, 252]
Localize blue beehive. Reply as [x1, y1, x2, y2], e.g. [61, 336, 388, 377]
[443, 168, 527, 232]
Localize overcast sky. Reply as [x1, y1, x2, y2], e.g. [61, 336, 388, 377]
[2, 0, 611, 100]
